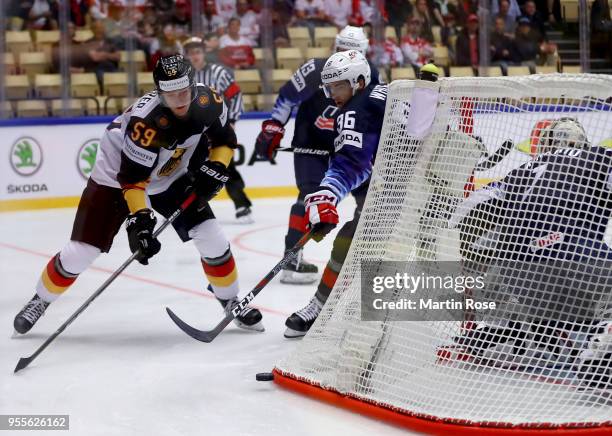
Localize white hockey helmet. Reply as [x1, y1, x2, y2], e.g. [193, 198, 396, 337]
[321, 50, 371, 98]
[334, 25, 369, 55]
[533, 117, 589, 154]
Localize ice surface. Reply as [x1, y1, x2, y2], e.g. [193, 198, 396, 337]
[0, 198, 414, 436]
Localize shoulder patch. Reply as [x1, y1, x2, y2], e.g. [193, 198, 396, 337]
[197, 94, 210, 107]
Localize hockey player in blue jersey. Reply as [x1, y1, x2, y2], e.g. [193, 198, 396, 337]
[254, 25, 380, 285]
[282, 50, 390, 337]
[449, 118, 612, 388]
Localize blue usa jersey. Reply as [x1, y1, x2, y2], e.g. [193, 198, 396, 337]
[320, 83, 388, 200]
[496, 145, 612, 261]
[271, 58, 381, 125]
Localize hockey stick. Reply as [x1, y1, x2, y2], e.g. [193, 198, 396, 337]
[474, 139, 514, 172]
[166, 232, 312, 343]
[14, 193, 197, 373]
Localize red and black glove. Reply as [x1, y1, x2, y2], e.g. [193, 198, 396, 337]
[304, 188, 339, 242]
[254, 119, 285, 161]
[194, 160, 230, 201]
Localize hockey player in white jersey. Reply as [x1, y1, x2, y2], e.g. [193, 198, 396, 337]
[13, 55, 264, 335]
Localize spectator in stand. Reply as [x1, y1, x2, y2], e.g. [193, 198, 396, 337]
[171, 0, 192, 40]
[271, 8, 291, 47]
[102, 0, 124, 41]
[236, 0, 260, 46]
[216, 0, 238, 23]
[147, 0, 174, 23]
[202, 0, 226, 35]
[412, 0, 436, 42]
[401, 16, 434, 70]
[514, 16, 557, 71]
[324, 0, 352, 28]
[137, 2, 159, 53]
[386, 0, 413, 40]
[219, 17, 256, 69]
[74, 20, 121, 85]
[150, 23, 183, 67]
[490, 16, 518, 74]
[494, 0, 520, 36]
[351, 0, 387, 25]
[292, 0, 330, 32]
[523, 0, 547, 40]
[533, 0, 560, 25]
[441, 13, 460, 63]
[204, 32, 222, 64]
[455, 13, 479, 68]
[24, 0, 57, 30]
[456, 0, 478, 25]
[591, 0, 612, 61]
[363, 22, 403, 68]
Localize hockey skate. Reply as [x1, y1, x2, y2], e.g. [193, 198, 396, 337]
[280, 248, 318, 284]
[14, 294, 50, 334]
[284, 295, 323, 338]
[207, 285, 264, 332]
[235, 206, 254, 224]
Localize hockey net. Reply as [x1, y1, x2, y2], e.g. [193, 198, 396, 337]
[275, 75, 612, 434]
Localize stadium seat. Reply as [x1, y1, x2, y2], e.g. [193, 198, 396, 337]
[3, 52, 16, 75]
[391, 67, 416, 80]
[507, 66, 531, 76]
[385, 26, 398, 42]
[378, 67, 389, 83]
[480, 66, 503, 77]
[432, 46, 450, 67]
[51, 99, 85, 117]
[288, 27, 311, 56]
[253, 48, 272, 69]
[5, 75, 30, 99]
[449, 66, 475, 77]
[535, 65, 558, 74]
[16, 100, 48, 117]
[103, 72, 128, 97]
[117, 97, 138, 112]
[1, 101, 14, 118]
[242, 94, 254, 112]
[561, 0, 579, 23]
[305, 47, 331, 60]
[314, 27, 337, 49]
[6, 31, 33, 56]
[562, 65, 582, 73]
[256, 94, 277, 111]
[19, 52, 49, 81]
[35, 74, 62, 98]
[271, 69, 292, 93]
[137, 72, 156, 95]
[431, 26, 442, 45]
[71, 73, 99, 97]
[119, 50, 147, 72]
[74, 29, 94, 43]
[85, 96, 117, 115]
[276, 47, 304, 71]
[34, 30, 60, 60]
[234, 69, 261, 94]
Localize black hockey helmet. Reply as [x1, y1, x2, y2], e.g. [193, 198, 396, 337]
[153, 54, 196, 107]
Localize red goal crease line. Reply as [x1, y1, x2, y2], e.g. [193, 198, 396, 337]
[272, 370, 611, 436]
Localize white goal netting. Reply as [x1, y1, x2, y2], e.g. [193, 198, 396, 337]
[275, 74, 612, 431]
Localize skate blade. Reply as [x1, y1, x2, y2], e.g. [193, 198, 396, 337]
[279, 270, 318, 285]
[284, 327, 307, 339]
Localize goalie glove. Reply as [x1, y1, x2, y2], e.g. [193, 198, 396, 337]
[255, 119, 285, 161]
[304, 189, 339, 242]
[126, 208, 161, 265]
[194, 160, 230, 201]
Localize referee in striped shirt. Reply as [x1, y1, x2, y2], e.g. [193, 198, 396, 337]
[183, 36, 254, 223]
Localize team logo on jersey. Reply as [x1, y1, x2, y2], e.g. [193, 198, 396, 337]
[158, 148, 187, 177]
[10, 137, 43, 176]
[198, 94, 210, 107]
[529, 231, 564, 252]
[314, 105, 338, 131]
[77, 139, 99, 180]
[157, 115, 169, 129]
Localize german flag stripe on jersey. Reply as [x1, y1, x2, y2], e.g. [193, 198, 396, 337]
[320, 265, 339, 290]
[202, 249, 238, 288]
[289, 213, 307, 233]
[40, 254, 78, 294]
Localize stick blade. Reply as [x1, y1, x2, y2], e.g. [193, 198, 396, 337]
[166, 307, 217, 343]
[14, 357, 32, 373]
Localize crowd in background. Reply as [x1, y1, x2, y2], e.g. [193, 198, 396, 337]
[5, 0, 612, 78]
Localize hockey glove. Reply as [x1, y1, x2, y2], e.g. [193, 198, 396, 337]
[194, 160, 230, 201]
[126, 208, 161, 265]
[304, 189, 339, 242]
[255, 119, 285, 161]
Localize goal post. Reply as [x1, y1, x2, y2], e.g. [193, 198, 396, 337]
[274, 75, 612, 434]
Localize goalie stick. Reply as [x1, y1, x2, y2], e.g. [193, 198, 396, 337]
[14, 193, 197, 373]
[474, 139, 514, 172]
[166, 232, 312, 343]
